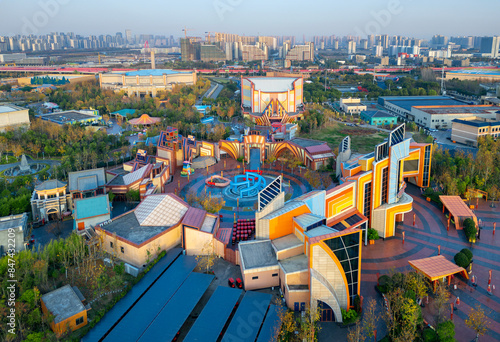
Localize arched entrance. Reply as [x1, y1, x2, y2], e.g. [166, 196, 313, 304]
[47, 208, 59, 221]
[318, 301, 336, 322]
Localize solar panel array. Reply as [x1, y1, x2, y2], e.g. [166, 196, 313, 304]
[258, 175, 282, 211]
[388, 123, 405, 147]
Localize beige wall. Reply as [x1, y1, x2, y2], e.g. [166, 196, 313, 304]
[242, 268, 280, 291]
[451, 120, 500, 147]
[77, 214, 110, 230]
[284, 288, 310, 310]
[185, 227, 213, 256]
[286, 270, 309, 285]
[0, 109, 30, 131]
[276, 245, 303, 261]
[99, 226, 181, 267]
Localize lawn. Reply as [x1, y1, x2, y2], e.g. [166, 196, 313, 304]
[301, 122, 389, 154]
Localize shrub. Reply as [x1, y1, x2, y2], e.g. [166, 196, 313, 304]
[378, 275, 393, 293]
[463, 218, 477, 241]
[404, 289, 416, 302]
[392, 272, 405, 289]
[341, 308, 359, 324]
[367, 228, 379, 240]
[460, 248, 473, 263]
[436, 320, 456, 342]
[114, 262, 125, 275]
[454, 252, 469, 269]
[423, 328, 438, 342]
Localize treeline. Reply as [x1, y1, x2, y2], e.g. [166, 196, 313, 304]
[0, 176, 34, 217]
[31, 76, 69, 86]
[432, 136, 500, 200]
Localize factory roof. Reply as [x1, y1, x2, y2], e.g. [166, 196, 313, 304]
[361, 110, 395, 118]
[125, 69, 192, 77]
[448, 69, 500, 76]
[0, 104, 26, 113]
[452, 118, 500, 127]
[37, 110, 100, 124]
[246, 77, 300, 92]
[381, 96, 466, 111]
[413, 105, 500, 115]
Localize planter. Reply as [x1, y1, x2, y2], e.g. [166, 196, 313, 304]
[369, 239, 375, 245]
[426, 197, 431, 202]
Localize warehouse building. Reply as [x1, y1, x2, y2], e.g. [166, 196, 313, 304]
[451, 114, 500, 147]
[410, 105, 500, 130]
[378, 96, 467, 121]
[0, 104, 30, 131]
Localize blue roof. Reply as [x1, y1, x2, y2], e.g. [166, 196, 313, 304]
[361, 110, 396, 119]
[111, 108, 136, 117]
[222, 291, 272, 342]
[75, 195, 109, 220]
[138, 272, 215, 342]
[382, 96, 466, 111]
[256, 304, 281, 342]
[103, 255, 197, 342]
[82, 248, 183, 342]
[184, 286, 242, 342]
[125, 69, 192, 76]
[448, 69, 500, 76]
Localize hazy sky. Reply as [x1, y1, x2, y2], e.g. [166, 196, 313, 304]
[1, 0, 499, 39]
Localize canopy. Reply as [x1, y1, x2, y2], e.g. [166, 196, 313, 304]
[409, 255, 468, 282]
[439, 195, 478, 229]
[129, 114, 161, 125]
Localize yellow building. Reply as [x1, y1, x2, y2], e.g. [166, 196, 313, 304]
[0, 104, 30, 131]
[451, 115, 500, 147]
[41, 285, 89, 337]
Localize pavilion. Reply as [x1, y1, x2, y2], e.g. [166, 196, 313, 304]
[439, 195, 478, 230]
[129, 114, 161, 126]
[409, 255, 468, 290]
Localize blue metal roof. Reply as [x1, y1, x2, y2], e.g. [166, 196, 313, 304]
[256, 304, 281, 342]
[103, 255, 197, 342]
[75, 195, 109, 220]
[184, 286, 242, 342]
[82, 248, 182, 342]
[125, 69, 192, 76]
[222, 291, 272, 342]
[111, 108, 136, 117]
[138, 272, 215, 342]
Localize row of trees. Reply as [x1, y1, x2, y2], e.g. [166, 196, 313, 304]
[0, 176, 34, 217]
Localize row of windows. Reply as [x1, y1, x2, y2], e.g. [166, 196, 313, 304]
[381, 167, 389, 204]
[422, 145, 431, 187]
[363, 182, 372, 222]
[479, 127, 500, 133]
[251, 273, 279, 280]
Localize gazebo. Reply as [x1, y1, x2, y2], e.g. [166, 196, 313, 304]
[439, 195, 478, 230]
[409, 255, 469, 291]
[128, 114, 161, 126]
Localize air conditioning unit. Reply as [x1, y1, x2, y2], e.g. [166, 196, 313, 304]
[124, 263, 139, 277]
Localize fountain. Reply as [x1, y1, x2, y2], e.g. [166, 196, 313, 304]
[3, 154, 48, 177]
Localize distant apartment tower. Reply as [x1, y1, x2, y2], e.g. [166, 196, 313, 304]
[359, 39, 368, 49]
[347, 41, 356, 54]
[258, 36, 277, 50]
[241, 44, 268, 61]
[285, 42, 314, 62]
[200, 43, 226, 62]
[480, 36, 500, 58]
[181, 38, 201, 61]
[125, 30, 132, 44]
[373, 45, 383, 57]
[368, 35, 375, 47]
[431, 35, 449, 49]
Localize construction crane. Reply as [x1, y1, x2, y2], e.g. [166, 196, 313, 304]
[143, 40, 150, 63]
[182, 27, 193, 39]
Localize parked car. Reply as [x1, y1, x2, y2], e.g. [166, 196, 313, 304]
[228, 277, 235, 288]
[236, 278, 243, 289]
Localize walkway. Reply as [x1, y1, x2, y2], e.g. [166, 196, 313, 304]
[361, 184, 500, 341]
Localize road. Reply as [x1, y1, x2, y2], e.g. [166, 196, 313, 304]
[0, 155, 61, 173]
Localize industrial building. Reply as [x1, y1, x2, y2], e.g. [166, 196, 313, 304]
[378, 96, 467, 121]
[0, 104, 30, 131]
[17, 73, 95, 86]
[99, 69, 197, 97]
[451, 114, 500, 147]
[361, 110, 397, 126]
[241, 76, 304, 125]
[444, 69, 500, 82]
[36, 110, 101, 125]
[410, 105, 500, 130]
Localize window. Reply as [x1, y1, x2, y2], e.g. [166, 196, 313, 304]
[120, 247, 124, 254]
[110, 242, 113, 248]
[252, 276, 259, 280]
[76, 316, 84, 325]
[272, 273, 278, 277]
[381, 167, 389, 204]
[363, 182, 372, 222]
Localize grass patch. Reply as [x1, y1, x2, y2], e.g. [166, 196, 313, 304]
[300, 122, 388, 154]
[412, 133, 433, 143]
[0, 155, 18, 165]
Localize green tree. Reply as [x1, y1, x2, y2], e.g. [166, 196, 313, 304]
[465, 304, 489, 342]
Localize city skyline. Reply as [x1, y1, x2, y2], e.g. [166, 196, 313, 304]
[1, 0, 499, 39]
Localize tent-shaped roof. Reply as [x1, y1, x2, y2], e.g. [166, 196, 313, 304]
[409, 255, 468, 281]
[129, 114, 161, 125]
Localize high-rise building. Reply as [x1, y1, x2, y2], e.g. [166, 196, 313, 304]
[258, 36, 277, 50]
[480, 36, 500, 58]
[200, 43, 227, 62]
[348, 41, 356, 54]
[431, 35, 449, 49]
[241, 44, 268, 61]
[372, 45, 383, 57]
[359, 39, 368, 49]
[368, 35, 375, 48]
[285, 42, 314, 62]
[181, 38, 201, 61]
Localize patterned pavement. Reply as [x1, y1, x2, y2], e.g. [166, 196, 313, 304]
[362, 184, 500, 342]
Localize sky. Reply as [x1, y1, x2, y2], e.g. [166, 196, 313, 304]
[0, 0, 499, 39]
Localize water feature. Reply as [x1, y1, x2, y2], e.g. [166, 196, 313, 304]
[3, 154, 48, 177]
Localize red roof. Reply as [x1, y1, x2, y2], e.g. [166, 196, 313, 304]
[216, 228, 232, 245]
[182, 207, 207, 229]
[305, 144, 332, 154]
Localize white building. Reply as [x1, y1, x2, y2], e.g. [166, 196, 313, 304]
[0, 213, 28, 253]
[340, 98, 367, 115]
[411, 105, 500, 130]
